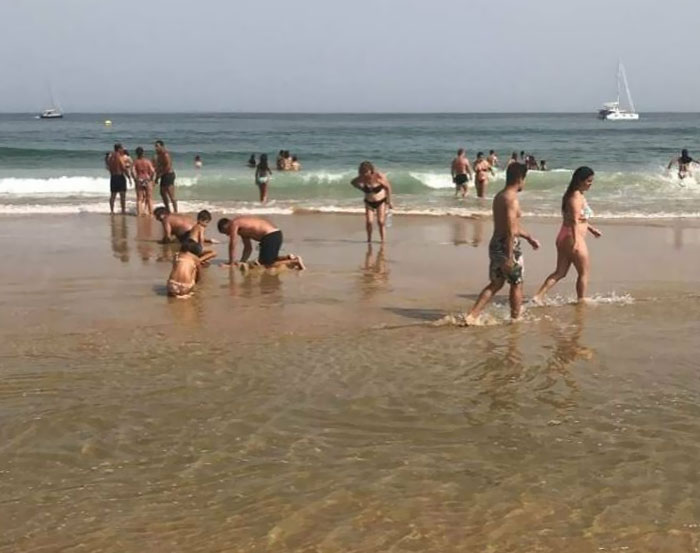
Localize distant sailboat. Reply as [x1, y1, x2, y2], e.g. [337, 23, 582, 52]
[598, 61, 639, 121]
[38, 83, 63, 119]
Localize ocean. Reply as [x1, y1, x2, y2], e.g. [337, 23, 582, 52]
[1, 112, 700, 218]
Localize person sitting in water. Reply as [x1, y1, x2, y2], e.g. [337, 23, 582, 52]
[539, 159, 548, 171]
[291, 155, 301, 171]
[194, 155, 203, 169]
[217, 216, 305, 271]
[247, 154, 257, 168]
[668, 149, 696, 179]
[166, 239, 203, 298]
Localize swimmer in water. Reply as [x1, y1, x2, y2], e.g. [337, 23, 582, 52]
[473, 151, 495, 198]
[247, 154, 257, 168]
[668, 149, 696, 180]
[194, 155, 203, 169]
[533, 167, 602, 304]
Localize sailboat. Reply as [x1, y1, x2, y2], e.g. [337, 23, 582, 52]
[598, 61, 639, 121]
[38, 83, 63, 119]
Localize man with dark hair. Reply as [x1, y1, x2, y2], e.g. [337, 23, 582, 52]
[217, 215, 305, 272]
[451, 148, 472, 198]
[186, 210, 216, 263]
[465, 163, 540, 323]
[106, 143, 127, 214]
[155, 140, 177, 213]
[487, 149, 499, 168]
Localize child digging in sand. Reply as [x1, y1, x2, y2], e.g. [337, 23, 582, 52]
[166, 240, 204, 298]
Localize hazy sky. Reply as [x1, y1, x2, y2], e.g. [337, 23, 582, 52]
[1, 0, 697, 112]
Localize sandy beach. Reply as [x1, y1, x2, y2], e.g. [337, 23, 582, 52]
[1, 212, 700, 552]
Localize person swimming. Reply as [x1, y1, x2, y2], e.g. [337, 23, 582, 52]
[668, 149, 696, 180]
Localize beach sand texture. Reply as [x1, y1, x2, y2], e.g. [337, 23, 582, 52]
[2, 213, 700, 552]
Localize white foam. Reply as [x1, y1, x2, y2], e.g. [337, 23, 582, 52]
[300, 171, 349, 183]
[0, 176, 197, 197]
[528, 292, 635, 308]
[409, 172, 458, 190]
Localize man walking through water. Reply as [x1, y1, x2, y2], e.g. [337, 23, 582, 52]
[155, 140, 177, 213]
[451, 148, 472, 198]
[106, 143, 127, 214]
[465, 162, 540, 324]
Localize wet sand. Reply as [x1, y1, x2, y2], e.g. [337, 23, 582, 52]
[2, 213, 700, 552]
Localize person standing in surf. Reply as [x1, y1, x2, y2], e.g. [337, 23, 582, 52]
[465, 162, 540, 323]
[533, 167, 602, 304]
[473, 151, 495, 198]
[133, 147, 156, 217]
[255, 154, 272, 203]
[351, 161, 393, 243]
[487, 150, 499, 168]
[155, 140, 177, 213]
[667, 149, 697, 180]
[451, 148, 472, 198]
[106, 143, 127, 215]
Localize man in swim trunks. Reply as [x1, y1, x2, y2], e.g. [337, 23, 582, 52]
[133, 146, 155, 216]
[155, 140, 177, 213]
[668, 148, 696, 180]
[451, 148, 472, 198]
[106, 143, 127, 214]
[465, 162, 540, 323]
[473, 151, 495, 198]
[217, 216, 305, 271]
[166, 239, 203, 298]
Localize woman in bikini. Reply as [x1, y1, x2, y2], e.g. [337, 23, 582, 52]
[533, 166, 602, 303]
[351, 161, 393, 243]
[255, 154, 272, 203]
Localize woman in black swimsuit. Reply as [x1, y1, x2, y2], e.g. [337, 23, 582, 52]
[351, 161, 393, 243]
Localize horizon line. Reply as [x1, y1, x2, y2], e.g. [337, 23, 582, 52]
[2, 110, 699, 115]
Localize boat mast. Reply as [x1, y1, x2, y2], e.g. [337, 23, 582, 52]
[619, 62, 636, 113]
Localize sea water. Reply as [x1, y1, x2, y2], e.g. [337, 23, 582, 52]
[1, 112, 700, 218]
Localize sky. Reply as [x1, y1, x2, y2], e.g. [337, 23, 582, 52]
[1, 0, 698, 113]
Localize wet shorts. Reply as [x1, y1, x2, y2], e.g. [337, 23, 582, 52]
[258, 229, 283, 266]
[110, 174, 127, 193]
[160, 172, 176, 187]
[453, 173, 468, 186]
[488, 236, 524, 285]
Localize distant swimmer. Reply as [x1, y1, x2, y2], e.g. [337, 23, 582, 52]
[155, 140, 177, 213]
[166, 240, 204, 298]
[473, 151, 495, 198]
[519, 151, 525, 162]
[291, 155, 301, 171]
[464, 163, 540, 324]
[525, 155, 539, 171]
[247, 154, 257, 168]
[217, 216, 305, 271]
[106, 143, 127, 215]
[539, 160, 548, 171]
[507, 151, 518, 167]
[133, 146, 156, 216]
[487, 150, 499, 168]
[255, 153, 272, 203]
[351, 161, 394, 243]
[533, 167, 602, 304]
[276, 150, 285, 170]
[194, 155, 203, 169]
[451, 148, 472, 198]
[668, 149, 697, 180]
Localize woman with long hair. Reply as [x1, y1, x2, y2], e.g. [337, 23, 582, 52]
[255, 154, 272, 203]
[533, 166, 602, 303]
[350, 161, 393, 243]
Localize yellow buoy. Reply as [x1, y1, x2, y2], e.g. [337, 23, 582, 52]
[104, 120, 112, 127]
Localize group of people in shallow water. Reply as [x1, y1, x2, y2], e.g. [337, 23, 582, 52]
[247, 151, 302, 203]
[451, 149, 547, 199]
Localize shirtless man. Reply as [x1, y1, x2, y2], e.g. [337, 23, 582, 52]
[106, 143, 127, 214]
[133, 147, 155, 216]
[154, 206, 195, 243]
[451, 148, 472, 198]
[668, 149, 696, 180]
[465, 162, 540, 323]
[487, 150, 499, 168]
[166, 240, 203, 298]
[155, 140, 177, 213]
[473, 151, 495, 198]
[506, 151, 518, 167]
[217, 216, 305, 271]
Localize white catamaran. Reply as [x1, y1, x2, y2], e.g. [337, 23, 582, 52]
[598, 61, 639, 121]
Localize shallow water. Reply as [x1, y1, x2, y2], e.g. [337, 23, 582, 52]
[1, 214, 700, 551]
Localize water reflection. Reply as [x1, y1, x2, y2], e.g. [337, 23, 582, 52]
[452, 217, 484, 247]
[359, 244, 389, 298]
[109, 215, 129, 262]
[226, 266, 283, 300]
[135, 216, 157, 262]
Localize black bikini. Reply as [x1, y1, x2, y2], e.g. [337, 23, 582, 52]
[362, 183, 387, 210]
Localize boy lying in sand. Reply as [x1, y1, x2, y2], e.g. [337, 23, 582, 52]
[167, 240, 204, 298]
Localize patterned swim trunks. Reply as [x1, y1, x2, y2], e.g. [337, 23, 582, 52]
[488, 236, 524, 285]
